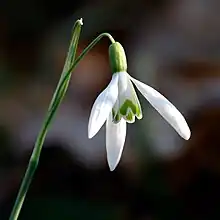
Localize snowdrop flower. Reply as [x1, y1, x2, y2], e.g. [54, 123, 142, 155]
[88, 42, 191, 171]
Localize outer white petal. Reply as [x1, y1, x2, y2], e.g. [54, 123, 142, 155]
[106, 114, 127, 171]
[130, 76, 191, 140]
[88, 74, 119, 138]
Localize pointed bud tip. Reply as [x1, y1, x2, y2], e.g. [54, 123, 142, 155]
[78, 18, 83, 25]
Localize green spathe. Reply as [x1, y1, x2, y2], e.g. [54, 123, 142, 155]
[109, 42, 127, 73]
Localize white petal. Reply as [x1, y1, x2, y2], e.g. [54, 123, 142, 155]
[88, 74, 119, 138]
[106, 114, 127, 171]
[130, 76, 191, 140]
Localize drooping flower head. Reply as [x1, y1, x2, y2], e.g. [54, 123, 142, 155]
[88, 41, 191, 171]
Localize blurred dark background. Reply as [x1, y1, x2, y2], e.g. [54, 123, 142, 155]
[1, 0, 220, 219]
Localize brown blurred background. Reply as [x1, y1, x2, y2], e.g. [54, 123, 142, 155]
[1, 0, 220, 219]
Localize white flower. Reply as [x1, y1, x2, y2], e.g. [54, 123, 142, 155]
[88, 42, 191, 171]
[88, 71, 190, 171]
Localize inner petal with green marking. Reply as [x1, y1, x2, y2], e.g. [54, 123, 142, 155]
[112, 98, 142, 124]
[119, 99, 141, 123]
[111, 71, 143, 124]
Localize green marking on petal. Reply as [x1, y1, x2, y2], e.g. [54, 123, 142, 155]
[119, 99, 143, 122]
[112, 99, 143, 124]
[112, 109, 122, 123]
[124, 109, 135, 123]
[120, 99, 136, 115]
[119, 99, 135, 123]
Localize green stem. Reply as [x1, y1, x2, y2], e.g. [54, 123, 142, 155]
[9, 18, 82, 220]
[51, 32, 115, 108]
[9, 29, 115, 220]
[49, 19, 83, 111]
[9, 102, 58, 220]
[74, 32, 115, 67]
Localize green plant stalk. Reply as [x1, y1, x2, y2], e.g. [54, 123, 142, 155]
[49, 19, 83, 111]
[9, 21, 115, 219]
[51, 32, 115, 108]
[9, 19, 82, 220]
